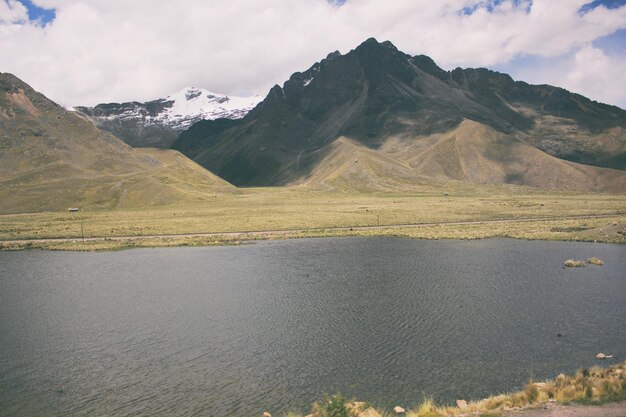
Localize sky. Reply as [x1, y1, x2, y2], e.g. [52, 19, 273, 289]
[1, 0, 626, 109]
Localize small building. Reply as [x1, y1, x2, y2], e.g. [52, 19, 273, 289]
[68, 208, 79, 213]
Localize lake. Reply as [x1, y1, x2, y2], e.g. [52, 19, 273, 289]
[0, 237, 624, 416]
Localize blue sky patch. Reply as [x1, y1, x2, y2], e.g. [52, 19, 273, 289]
[592, 28, 626, 55]
[16, 0, 56, 25]
[459, 0, 626, 16]
[459, 0, 532, 16]
[580, 0, 626, 14]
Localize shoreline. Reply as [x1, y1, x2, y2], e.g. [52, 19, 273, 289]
[294, 361, 625, 417]
[1, 213, 625, 251]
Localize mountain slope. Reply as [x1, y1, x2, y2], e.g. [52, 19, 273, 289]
[0, 73, 233, 214]
[75, 87, 262, 148]
[398, 120, 626, 192]
[293, 136, 426, 192]
[292, 120, 626, 193]
[172, 38, 626, 192]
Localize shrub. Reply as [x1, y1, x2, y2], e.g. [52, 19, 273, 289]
[555, 373, 568, 389]
[544, 381, 556, 399]
[312, 394, 355, 417]
[556, 385, 579, 402]
[525, 383, 539, 404]
[481, 394, 508, 410]
[409, 398, 441, 417]
[510, 392, 528, 408]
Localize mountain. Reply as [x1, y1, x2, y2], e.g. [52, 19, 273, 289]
[172, 38, 626, 192]
[75, 87, 262, 148]
[295, 120, 626, 192]
[0, 73, 233, 214]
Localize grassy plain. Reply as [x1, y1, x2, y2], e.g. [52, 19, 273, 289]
[1, 185, 625, 250]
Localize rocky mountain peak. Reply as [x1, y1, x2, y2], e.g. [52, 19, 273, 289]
[172, 38, 626, 187]
[184, 87, 203, 101]
[74, 87, 263, 148]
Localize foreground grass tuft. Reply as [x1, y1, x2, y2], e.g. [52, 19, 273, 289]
[283, 361, 625, 417]
[312, 394, 357, 417]
[403, 361, 626, 417]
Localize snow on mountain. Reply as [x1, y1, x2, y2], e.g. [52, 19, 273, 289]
[73, 87, 264, 148]
[76, 87, 263, 131]
[158, 87, 263, 130]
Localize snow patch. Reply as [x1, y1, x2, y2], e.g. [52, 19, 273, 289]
[81, 87, 263, 131]
[159, 87, 262, 129]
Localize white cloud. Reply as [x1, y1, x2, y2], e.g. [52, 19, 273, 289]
[0, 0, 28, 24]
[563, 46, 626, 106]
[498, 45, 626, 108]
[1, 0, 626, 108]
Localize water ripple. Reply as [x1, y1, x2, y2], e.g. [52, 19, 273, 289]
[0, 237, 624, 416]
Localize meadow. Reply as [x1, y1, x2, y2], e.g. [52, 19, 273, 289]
[1, 185, 625, 250]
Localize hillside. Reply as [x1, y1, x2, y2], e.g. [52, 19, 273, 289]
[173, 38, 626, 192]
[292, 120, 626, 193]
[0, 73, 234, 214]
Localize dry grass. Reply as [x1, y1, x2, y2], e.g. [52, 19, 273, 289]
[276, 362, 625, 417]
[0, 235, 244, 251]
[401, 362, 626, 417]
[1, 187, 625, 251]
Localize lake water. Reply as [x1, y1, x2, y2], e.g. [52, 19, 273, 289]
[0, 237, 624, 416]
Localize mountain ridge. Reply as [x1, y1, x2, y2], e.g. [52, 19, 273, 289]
[75, 87, 262, 148]
[172, 38, 626, 192]
[0, 72, 234, 214]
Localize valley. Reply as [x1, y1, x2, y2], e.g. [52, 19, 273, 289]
[1, 64, 624, 250]
[1, 186, 625, 250]
[3, 2, 626, 416]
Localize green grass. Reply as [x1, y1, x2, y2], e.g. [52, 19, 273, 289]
[312, 394, 357, 417]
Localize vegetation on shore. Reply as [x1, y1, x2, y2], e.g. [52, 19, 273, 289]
[0, 215, 624, 251]
[1, 188, 625, 251]
[283, 361, 625, 417]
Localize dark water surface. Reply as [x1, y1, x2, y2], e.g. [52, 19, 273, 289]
[0, 238, 625, 416]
